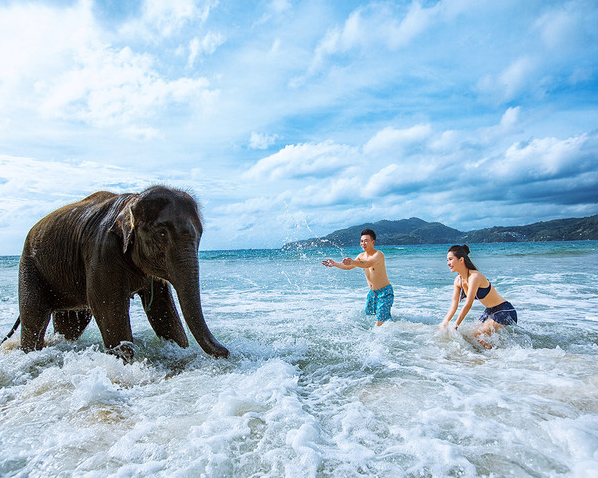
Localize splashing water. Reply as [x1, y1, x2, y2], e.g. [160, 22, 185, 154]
[1, 242, 597, 477]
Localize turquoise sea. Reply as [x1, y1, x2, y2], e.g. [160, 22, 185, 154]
[1, 241, 597, 477]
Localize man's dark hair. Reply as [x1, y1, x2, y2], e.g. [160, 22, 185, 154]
[361, 228, 376, 241]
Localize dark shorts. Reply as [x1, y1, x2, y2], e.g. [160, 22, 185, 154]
[365, 285, 394, 322]
[479, 301, 518, 326]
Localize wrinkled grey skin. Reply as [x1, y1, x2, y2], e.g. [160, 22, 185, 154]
[18, 186, 229, 362]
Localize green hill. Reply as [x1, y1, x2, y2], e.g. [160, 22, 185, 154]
[462, 215, 598, 243]
[282, 215, 598, 249]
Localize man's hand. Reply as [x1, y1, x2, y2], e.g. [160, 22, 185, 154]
[321, 259, 336, 267]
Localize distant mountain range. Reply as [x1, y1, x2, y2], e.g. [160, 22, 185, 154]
[282, 215, 598, 249]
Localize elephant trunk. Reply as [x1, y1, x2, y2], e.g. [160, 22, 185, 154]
[168, 255, 229, 359]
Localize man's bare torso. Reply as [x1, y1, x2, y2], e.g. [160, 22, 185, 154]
[358, 250, 391, 290]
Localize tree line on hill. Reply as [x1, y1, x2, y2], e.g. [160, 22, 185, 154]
[282, 215, 598, 249]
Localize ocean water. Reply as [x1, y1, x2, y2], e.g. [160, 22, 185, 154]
[1, 241, 597, 478]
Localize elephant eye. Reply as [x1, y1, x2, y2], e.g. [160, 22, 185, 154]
[157, 229, 167, 239]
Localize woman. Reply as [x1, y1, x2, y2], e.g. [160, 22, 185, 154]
[439, 245, 517, 347]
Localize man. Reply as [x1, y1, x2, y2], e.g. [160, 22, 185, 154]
[322, 229, 394, 326]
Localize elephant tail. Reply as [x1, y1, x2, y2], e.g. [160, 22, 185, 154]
[1, 316, 21, 345]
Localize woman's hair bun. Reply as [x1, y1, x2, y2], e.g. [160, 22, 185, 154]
[462, 245, 470, 255]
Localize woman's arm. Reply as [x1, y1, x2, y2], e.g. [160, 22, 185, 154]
[453, 274, 483, 328]
[439, 277, 461, 327]
[454, 294, 476, 328]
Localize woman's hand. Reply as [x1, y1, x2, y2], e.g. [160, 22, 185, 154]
[438, 319, 458, 331]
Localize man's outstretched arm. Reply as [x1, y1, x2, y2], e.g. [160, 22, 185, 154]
[322, 259, 356, 270]
[342, 252, 381, 269]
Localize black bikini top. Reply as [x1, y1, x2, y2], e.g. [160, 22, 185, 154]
[460, 271, 492, 301]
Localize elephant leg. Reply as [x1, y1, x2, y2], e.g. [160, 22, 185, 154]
[139, 280, 188, 348]
[90, 294, 135, 363]
[19, 257, 53, 352]
[21, 310, 52, 352]
[53, 309, 93, 341]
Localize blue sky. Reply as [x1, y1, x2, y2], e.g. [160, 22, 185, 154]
[0, 0, 597, 254]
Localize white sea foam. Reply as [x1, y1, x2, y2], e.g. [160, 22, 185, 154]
[1, 243, 597, 477]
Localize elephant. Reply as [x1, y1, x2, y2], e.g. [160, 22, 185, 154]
[17, 185, 229, 362]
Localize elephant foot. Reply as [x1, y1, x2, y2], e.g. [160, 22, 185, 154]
[20, 326, 47, 353]
[107, 341, 135, 364]
[200, 339, 230, 359]
[214, 345, 230, 359]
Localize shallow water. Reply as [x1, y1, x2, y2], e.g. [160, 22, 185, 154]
[1, 242, 597, 477]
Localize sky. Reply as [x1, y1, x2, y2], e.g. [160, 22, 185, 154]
[0, 0, 597, 254]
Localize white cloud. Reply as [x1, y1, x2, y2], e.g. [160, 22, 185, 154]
[0, 0, 596, 253]
[38, 46, 214, 129]
[0, 1, 96, 103]
[0, 0, 218, 136]
[0, 154, 159, 251]
[134, 0, 217, 38]
[478, 106, 522, 144]
[477, 57, 536, 103]
[307, 0, 471, 77]
[270, 0, 292, 14]
[188, 31, 225, 66]
[290, 176, 362, 207]
[254, 0, 293, 26]
[387, 1, 433, 49]
[244, 141, 358, 180]
[429, 130, 461, 153]
[535, 4, 589, 51]
[0, 155, 155, 199]
[363, 160, 437, 198]
[363, 124, 432, 156]
[499, 106, 520, 128]
[249, 132, 280, 150]
[491, 134, 594, 183]
[499, 57, 536, 101]
[214, 196, 272, 216]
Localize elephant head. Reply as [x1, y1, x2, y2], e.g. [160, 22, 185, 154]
[113, 186, 229, 359]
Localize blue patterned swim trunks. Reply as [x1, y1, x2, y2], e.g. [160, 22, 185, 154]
[365, 284, 394, 322]
[479, 301, 518, 325]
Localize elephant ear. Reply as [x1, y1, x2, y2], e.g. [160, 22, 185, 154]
[112, 195, 139, 253]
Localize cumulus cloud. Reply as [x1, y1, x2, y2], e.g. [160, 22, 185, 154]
[0, 0, 596, 252]
[0, 0, 218, 135]
[490, 133, 596, 184]
[244, 141, 358, 180]
[429, 130, 461, 153]
[534, 3, 598, 51]
[38, 45, 215, 129]
[214, 196, 273, 216]
[188, 31, 225, 67]
[0, 154, 161, 252]
[306, 1, 469, 77]
[0, 1, 94, 92]
[363, 124, 432, 156]
[363, 159, 439, 199]
[127, 0, 217, 38]
[478, 106, 522, 144]
[0, 155, 155, 200]
[249, 132, 280, 150]
[238, 122, 598, 241]
[288, 176, 362, 208]
[477, 57, 537, 103]
[474, 3, 598, 106]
